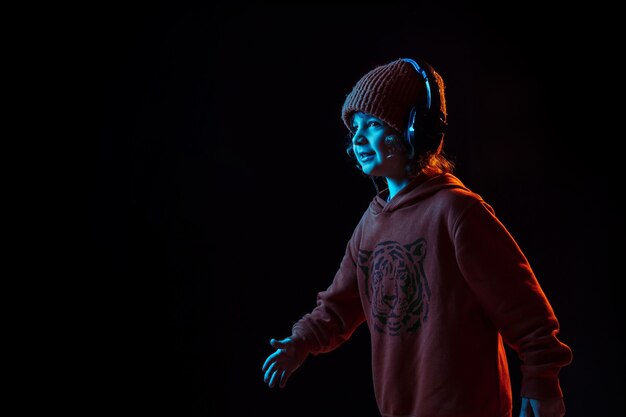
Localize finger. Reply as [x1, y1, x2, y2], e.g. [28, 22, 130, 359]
[261, 356, 271, 372]
[519, 397, 529, 417]
[530, 399, 541, 417]
[268, 369, 280, 388]
[262, 349, 282, 372]
[270, 337, 292, 350]
[264, 361, 278, 384]
[279, 369, 290, 388]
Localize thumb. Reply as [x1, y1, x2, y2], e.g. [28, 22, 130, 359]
[270, 337, 293, 350]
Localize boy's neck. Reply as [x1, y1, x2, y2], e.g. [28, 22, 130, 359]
[386, 177, 411, 201]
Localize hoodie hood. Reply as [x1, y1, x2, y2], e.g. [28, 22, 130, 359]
[370, 173, 471, 215]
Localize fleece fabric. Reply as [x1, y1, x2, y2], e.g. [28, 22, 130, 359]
[292, 173, 572, 417]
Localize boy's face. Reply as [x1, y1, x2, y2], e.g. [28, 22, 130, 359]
[350, 112, 409, 180]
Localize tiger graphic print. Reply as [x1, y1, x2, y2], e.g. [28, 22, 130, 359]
[358, 238, 431, 336]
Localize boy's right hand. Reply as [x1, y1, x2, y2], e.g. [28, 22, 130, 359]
[262, 337, 309, 388]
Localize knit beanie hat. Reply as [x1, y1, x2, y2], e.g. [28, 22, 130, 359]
[341, 58, 446, 154]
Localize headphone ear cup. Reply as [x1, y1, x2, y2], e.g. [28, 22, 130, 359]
[406, 106, 444, 156]
[411, 110, 446, 155]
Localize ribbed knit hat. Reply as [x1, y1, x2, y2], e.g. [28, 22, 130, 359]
[341, 58, 427, 136]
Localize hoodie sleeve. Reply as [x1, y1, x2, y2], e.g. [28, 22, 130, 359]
[291, 232, 366, 355]
[453, 199, 573, 399]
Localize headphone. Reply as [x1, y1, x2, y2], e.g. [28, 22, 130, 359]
[400, 57, 448, 158]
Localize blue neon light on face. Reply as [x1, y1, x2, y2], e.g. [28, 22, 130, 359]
[351, 112, 409, 180]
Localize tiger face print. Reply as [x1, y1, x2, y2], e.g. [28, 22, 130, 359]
[358, 238, 430, 336]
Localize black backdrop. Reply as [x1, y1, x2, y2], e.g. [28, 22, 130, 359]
[85, 2, 623, 416]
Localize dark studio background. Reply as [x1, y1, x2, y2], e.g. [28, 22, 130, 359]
[83, 2, 623, 416]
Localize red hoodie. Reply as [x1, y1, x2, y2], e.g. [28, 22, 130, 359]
[292, 173, 572, 417]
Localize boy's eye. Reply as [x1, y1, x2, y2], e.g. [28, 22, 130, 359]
[353, 120, 381, 131]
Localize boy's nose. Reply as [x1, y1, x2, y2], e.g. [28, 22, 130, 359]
[352, 134, 367, 145]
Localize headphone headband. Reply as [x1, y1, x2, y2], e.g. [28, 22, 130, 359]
[401, 58, 433, 111]
[400, 57, 447, 156]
